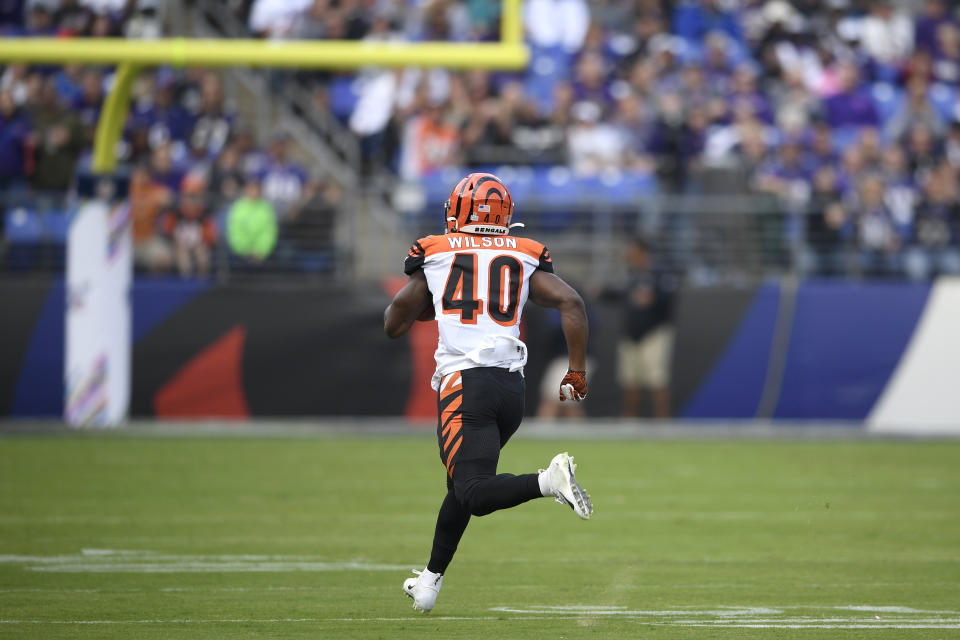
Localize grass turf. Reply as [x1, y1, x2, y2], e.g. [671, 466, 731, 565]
[0, 432, 958, 639]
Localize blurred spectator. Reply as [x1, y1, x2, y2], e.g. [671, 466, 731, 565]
[148, 142, 184, 193]
[932, 22, 960, 86]
[648, 92, 706, 191]
[881, 145, 918, 232]
[728, 63, 773, 124]
[905, 161, 960, 279]
[0, 88, 30, 205]
[23, 3, 54, 36]
[886, 75, 945, 140]
[860, 0, 914, 66]
[525, 0, 589, 53]
[1, 63, 30, 105]
[132, 72, 195, 155]
[945, 121, 960, 169]
[806, 120, 838, 168]
[572, 51, 614, 115]
[915, 0, 952, 53]
[851, 173, 907, 275]
[601, 238, 677, 418]
[248, 0, 312, 38]
[189, 73, 232, 158]
[161, 172, 216, 278]
[0, 0, 25, 30]
[408, 0, 470, 42]
[27, 77, 86, 205]
[128, 163, 173, 273]
[399, 101, 459, 179]
[673, 0, 743, 46]
[124, 0, 162, 39]
[567, 100, 622, 176]
[823, 62, 879, 128]
[257, 133, 307, 221]
[806, 167, 851, 274]
[54, 0, 94, 37]
[612, 94, 654, 173]
[284, 177, 340, 258]
[905, 121, 941, 185]
[72, 68, 103, 136]
[207, 143, 246, 205]
[227, 179, 278, 264]
[754, 139, 812, 215]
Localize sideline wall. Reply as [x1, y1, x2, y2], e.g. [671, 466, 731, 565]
[1, 277, 957, 432]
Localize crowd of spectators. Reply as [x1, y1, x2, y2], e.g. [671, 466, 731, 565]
[3, 0, 960, 279]
[0, 0, 339, 277]
[242, 0, 960, 279]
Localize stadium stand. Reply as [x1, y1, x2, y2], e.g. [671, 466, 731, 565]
[1, 0, 960, 281]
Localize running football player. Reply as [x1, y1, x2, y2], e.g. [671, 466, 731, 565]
[384, 172, 592, 613]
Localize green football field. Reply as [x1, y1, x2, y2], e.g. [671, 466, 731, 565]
[1, 431, 958, 639]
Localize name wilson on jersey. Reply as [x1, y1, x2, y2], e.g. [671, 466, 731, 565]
[445, 235, 518, 249]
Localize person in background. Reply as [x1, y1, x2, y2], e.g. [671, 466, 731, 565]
[227, 179, 278, 266]
[283, 177, 340, 259]
[257, 132, 307, 222]
[602, 238, 677, 418]
[161, 172, 216, 278]
[851, 173, 908, 276]
[822, 62, 879, 129]
[206, 142, 246, 208]
[26, 77, 87, 209]
[860, 0, 914, 66]
[128, 163, 173, 274]
[0, 87, 31, 207]
[72, 68, 103, 139]
[905, 161, 960, 279]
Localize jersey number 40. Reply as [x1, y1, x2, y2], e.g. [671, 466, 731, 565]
[442, 253, 522, 326]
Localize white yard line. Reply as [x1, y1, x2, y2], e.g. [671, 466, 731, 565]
[0, 550, 412, 573]
[0, 617, 512, 624]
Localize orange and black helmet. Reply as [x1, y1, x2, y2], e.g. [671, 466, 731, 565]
[444, 172, 517, 235]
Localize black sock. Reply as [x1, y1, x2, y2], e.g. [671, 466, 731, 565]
[427, 489, 469, 574]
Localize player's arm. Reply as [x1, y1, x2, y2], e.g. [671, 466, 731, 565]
[384, 269, 433, 339]
[529, 270, 589, 401]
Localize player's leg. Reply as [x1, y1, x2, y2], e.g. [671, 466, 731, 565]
[403, 370, 495, 613]
[489, 367, 594, 519]
[446, 368, 541, 517]
[403, 476, 466, 613]
[427, 476, 469, 575]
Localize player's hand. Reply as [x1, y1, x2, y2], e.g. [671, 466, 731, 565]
[559, 370, 587, 402]
[416, 304, 435, 322]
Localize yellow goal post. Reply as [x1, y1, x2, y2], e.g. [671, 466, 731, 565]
[0, 0, 527, 173]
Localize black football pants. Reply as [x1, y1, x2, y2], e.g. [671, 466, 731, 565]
[427, 367, 542, 574]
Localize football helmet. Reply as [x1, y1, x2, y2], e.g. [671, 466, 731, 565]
[443, 172, 519, 235]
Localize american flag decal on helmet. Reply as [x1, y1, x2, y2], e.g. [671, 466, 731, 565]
[478, 204, 491, 212]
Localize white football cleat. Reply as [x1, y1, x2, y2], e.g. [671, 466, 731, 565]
[541, 452, 593, 519]
[403, 568, 443, 613]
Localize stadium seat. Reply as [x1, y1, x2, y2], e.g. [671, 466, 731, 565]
[871, 82, 904, 126]
[4, 207, 43, 244]
[298, 250, 335, 273]
[42, 209, 73, 244]
[4, 207, 43, 271]
[831, 126, 861, 152]
[929, 83, 958, 122]
[524, 45, 572, 114]
[327, 75, 360, 121]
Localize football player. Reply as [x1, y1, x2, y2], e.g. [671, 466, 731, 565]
[384, 172, 592, 613]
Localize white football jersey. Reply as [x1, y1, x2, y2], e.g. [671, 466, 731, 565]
[405, 232, 554, 389]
